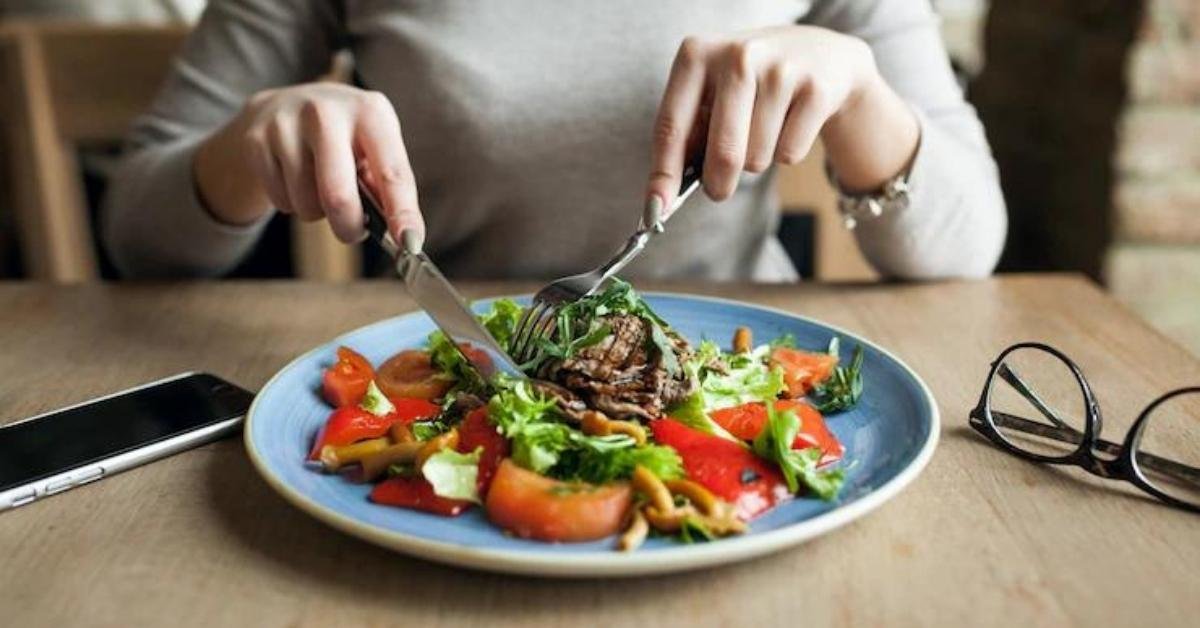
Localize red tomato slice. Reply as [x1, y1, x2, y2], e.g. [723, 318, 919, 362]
[307, 398, 440, 460]
[485, 460, 632, 542]
[377, 350, 452, 401]
[321, 346, 375, 407]
[456, 342, 495, 376]
[369, 476, 472, 517]
[770, 347, 838, 398]
[650, 418, 790, 520]
[456, 407, 509, 496]
[709, 401, 844, 466]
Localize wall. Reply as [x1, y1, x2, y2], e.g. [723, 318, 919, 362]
[1107, 0, 1200, 354]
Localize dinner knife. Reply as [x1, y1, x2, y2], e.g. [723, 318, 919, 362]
[358, 182, 526, 380]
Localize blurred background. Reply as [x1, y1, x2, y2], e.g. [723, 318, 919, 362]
[0, 0, 1197, 354]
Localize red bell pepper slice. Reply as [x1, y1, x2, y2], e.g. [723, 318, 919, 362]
[369, 476, 472, 517]
[650, 418, 791, 520]
[307, 397, 440, 460]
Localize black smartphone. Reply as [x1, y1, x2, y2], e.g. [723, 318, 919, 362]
[0, 372, 254, 512]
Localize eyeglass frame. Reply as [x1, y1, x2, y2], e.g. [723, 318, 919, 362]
[968, 341, 1200, 514]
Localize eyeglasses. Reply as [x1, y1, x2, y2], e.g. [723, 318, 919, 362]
[968, 342, 1200, 513]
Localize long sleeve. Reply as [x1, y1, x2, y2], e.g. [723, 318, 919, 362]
[808, 0, 1007, 279]
[101, 0, 339, 277]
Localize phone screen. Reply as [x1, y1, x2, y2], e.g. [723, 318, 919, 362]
[0, 373, 254, 492]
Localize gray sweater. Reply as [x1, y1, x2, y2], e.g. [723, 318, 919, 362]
[102, 0, 1006, 281]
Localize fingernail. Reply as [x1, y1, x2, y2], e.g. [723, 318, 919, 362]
[401, 229, 423, 255]
[643, 195, 664, 231]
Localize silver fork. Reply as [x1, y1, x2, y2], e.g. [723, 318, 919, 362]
[510, 160, 703, 365]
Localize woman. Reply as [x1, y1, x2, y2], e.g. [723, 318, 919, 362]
[103, 0, 1005, 280]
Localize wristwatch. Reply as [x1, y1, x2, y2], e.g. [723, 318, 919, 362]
[825, 162, 912, 230]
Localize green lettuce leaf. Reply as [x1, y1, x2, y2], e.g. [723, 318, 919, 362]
[426, 299, 523, 395]
[359, 381, 395, 417]
[487, 378, 683, 483]
[751, 401, 844, 500]
[422, 447, 482, 503]
[479, 298, 523, 348]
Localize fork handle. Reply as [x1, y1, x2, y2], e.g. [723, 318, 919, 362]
[644, 154, 704, 230]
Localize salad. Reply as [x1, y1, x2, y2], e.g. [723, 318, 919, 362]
[307, 281, 864, 550]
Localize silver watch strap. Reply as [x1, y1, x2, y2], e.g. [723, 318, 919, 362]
[825, 162, 912, 230]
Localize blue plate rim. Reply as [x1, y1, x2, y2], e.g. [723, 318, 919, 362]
[243, 291, 940, 577]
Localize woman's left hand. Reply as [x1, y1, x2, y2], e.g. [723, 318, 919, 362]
[645, 25, 895, 216]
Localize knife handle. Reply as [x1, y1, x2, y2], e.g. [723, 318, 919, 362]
[358, 180, 400, 258]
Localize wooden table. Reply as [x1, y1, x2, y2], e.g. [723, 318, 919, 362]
[1, 275, 1197, 627]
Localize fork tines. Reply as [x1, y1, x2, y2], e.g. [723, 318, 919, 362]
[511, 301, 558, 365]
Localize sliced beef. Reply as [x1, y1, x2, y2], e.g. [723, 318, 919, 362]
[538, 314, 694, 421]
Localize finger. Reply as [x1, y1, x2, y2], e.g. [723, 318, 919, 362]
[354, 92, 424, 251]
[245, 128, 292, 214]
[745, 64, 794, 173]
[301, 101, 365, 243]
[267, 118, 323, 222]
[775, 79, 834, 166]
[703, 47, 757, 201]
[646, 37, 709, 218]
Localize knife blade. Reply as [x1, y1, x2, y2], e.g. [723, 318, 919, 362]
[358, 181, 525, 380]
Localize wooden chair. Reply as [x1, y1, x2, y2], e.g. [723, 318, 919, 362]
[0, 20, 358, 282]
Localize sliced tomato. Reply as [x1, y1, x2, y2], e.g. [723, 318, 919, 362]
[709, 400, 844, 466]
[377, 350, 452, 401]
[307, 398, 440, 460]
[456, 407, 509, 496]
[321, 346, 375, 407]
[369, 476, 471, 516]
[651, 418, 790, 520]
[456, 342, 495, 376]
[485, 459, 632, 542]
[770, 346, 837, 398]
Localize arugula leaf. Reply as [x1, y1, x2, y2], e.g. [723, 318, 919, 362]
[811, 343, 865, 414]
[520, 279, 677, 375]
[422, 448, 482, 503]
[751, 401, 845, 500]
[359, 381, 395, 417]
[678, 516, 717, 544]
[649, 323, 680, 376]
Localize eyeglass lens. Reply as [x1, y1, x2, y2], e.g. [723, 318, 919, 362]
[1135, 390, 1200, 508]
[987, 347, 1087, 459]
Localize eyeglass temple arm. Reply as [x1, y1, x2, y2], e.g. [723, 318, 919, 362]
[997, 364, 1073, 431]
[989, 411, 1200, 486]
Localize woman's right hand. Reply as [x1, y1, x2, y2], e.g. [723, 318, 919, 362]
[194, 83, 424, 249]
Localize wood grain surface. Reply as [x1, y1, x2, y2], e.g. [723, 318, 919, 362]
[1, 275, 1197, 627]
